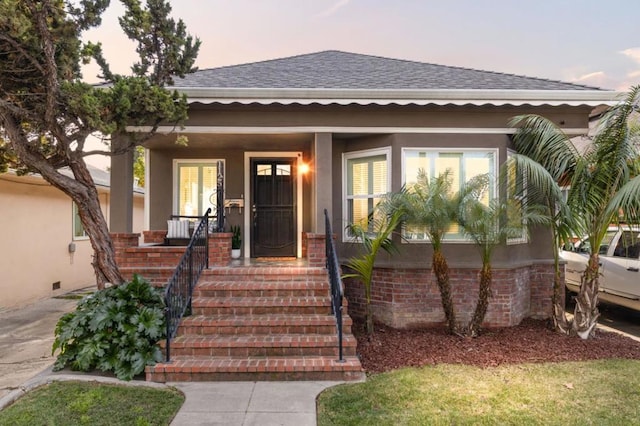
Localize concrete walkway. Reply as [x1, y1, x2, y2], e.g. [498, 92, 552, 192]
[0, 292, 351, 425]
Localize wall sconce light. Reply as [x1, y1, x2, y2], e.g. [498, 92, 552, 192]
[299, 162, 310, 174]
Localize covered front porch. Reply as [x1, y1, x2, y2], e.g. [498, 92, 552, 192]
[109, 130, 336, 262]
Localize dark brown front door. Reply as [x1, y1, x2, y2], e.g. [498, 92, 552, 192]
[251, 159, 296, 257]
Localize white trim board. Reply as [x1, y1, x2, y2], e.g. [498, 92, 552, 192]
[128, 126, 589, 136]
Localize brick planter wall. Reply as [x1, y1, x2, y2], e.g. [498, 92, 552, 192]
[343, 263, 555, 329]
[111, 233, 141, 265]
[143, 230, 166, 244]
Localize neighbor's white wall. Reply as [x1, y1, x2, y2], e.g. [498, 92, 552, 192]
[0, 174, 144, 309]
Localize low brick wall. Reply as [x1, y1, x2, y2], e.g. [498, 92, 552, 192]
[343, 263, 555, 329]
[143, 230, 166, 244]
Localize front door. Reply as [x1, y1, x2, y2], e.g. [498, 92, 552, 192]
[251, 159, 296, 257]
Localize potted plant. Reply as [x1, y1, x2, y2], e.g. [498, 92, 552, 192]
[230, 225, 242, 258]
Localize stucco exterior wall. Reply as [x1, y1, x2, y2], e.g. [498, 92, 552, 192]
[0, 174, 144, 309]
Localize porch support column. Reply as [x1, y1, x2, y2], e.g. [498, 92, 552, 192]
[312, 132, 333, 233]
[109, 134, 134, 233]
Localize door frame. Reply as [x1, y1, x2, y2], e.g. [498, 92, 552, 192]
[244, 152, 304, 258]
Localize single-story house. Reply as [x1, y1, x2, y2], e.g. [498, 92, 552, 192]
[0, 166, 144, 309]
[109, 50, 619, 328]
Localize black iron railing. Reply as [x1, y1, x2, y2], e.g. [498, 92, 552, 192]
[324, 208, 345, 362]
[164, 207, 211, 362]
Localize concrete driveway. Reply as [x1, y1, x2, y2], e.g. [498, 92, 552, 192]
[0, 296, 81, 399]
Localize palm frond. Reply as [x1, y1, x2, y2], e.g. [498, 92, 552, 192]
[510, 114, 578, 183]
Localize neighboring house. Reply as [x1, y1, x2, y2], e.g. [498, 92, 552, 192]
[110, 50, 619, 328]
[0, 166, 144, 309]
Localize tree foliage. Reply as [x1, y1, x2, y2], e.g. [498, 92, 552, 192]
[0, 0, 200, 287]
[511, 86, 640, 338]
[343, 208, 403, 336]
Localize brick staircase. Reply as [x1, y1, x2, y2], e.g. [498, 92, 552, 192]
[146, 265, 365, 382]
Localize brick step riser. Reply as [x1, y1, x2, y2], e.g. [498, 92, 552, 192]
[168, 345, 357, 358]
[147, 370, 365, 382]
[193, 289, 329, 298]
[192, 306, 332, 316]
[178, 324, 352, 336]
[199, 275, 329, 283]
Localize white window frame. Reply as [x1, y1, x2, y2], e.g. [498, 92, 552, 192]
[342, 147, 392, 241]
[172, 159, 225, 217]
[400, 147, 499, 243]
[507, 149, 528, 245]
[72, 202, 89, 241]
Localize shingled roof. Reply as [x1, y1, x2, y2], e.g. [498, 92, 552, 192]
[175, 50, 600, 91]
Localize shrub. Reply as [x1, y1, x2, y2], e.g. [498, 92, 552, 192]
[52, 275, 166, 380]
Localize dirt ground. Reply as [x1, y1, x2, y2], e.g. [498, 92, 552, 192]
[355, 318, 640, 374]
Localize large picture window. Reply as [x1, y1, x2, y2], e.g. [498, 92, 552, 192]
[402, 148, 497, 241]
[343, 148, 390, 238]
[175, 160, 223, 217]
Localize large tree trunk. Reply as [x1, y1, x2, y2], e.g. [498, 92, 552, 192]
[66, 160, 124, 289]
[468, 262, 492, 337]
[432, 249, 457, 334]
[572, 254, 600, 339]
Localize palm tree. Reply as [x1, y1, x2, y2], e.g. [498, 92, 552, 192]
[505, 154, 575, 334]
[388, 170, 460, 334]
[457, 174, 536, 336]
[343, 207, 403, 336]
[511, 86, 640, 339]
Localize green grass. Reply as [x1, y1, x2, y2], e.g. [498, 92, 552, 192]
[0, 381, 184, 426]
[318, 359, 640, 425]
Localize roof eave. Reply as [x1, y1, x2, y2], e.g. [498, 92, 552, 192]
[171, 87, 622, 107]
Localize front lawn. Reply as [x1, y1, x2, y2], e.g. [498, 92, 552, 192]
[0, 381, 184, 425]
[317, 359, 640, 425]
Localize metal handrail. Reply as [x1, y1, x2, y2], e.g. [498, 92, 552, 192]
[324, 208, 345, 362]
[164, 207, 211, 362]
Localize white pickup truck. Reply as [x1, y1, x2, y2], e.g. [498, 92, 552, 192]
[561, 227, 640, 310]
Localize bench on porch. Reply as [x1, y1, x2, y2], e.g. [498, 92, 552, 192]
[164, 215, 218, 246]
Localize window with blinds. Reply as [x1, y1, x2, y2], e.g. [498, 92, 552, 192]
[402, 148, 497, 241]
[176, 161, 222, 217]
[344, 148, 390, 237]
[506, 150, 528, 244]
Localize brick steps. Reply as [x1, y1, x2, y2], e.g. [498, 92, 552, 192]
[178, 314, 352, 335]
[192, 296, 333, 316]
[167, 334, 358, 357]
[147, 356, 364, 382]
[194, 281, 330, 298]
[146, 265, 365, 382]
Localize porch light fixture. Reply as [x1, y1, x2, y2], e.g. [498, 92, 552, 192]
[299, 162, 310, 174]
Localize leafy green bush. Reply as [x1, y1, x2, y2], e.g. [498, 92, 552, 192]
[52, 275, 166, 380]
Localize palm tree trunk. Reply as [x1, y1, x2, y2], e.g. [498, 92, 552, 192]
[366, 302, 374, 336]
[572, 254, 600, 339]
[432, 249, 457, 334]
[468, 262, 492, 337]
[552, 250, 572, 334]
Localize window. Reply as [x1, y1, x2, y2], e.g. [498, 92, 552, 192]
[402, 148, 497, 241]
[613, 231, 640, 259]
[175, 160, 223, 217]
[72, 202, 88, 240]
[507, 150, 527, 244]
[343, 148, 390, 238]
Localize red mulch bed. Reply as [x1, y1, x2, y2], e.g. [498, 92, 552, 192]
[354, 318, 640, 373]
